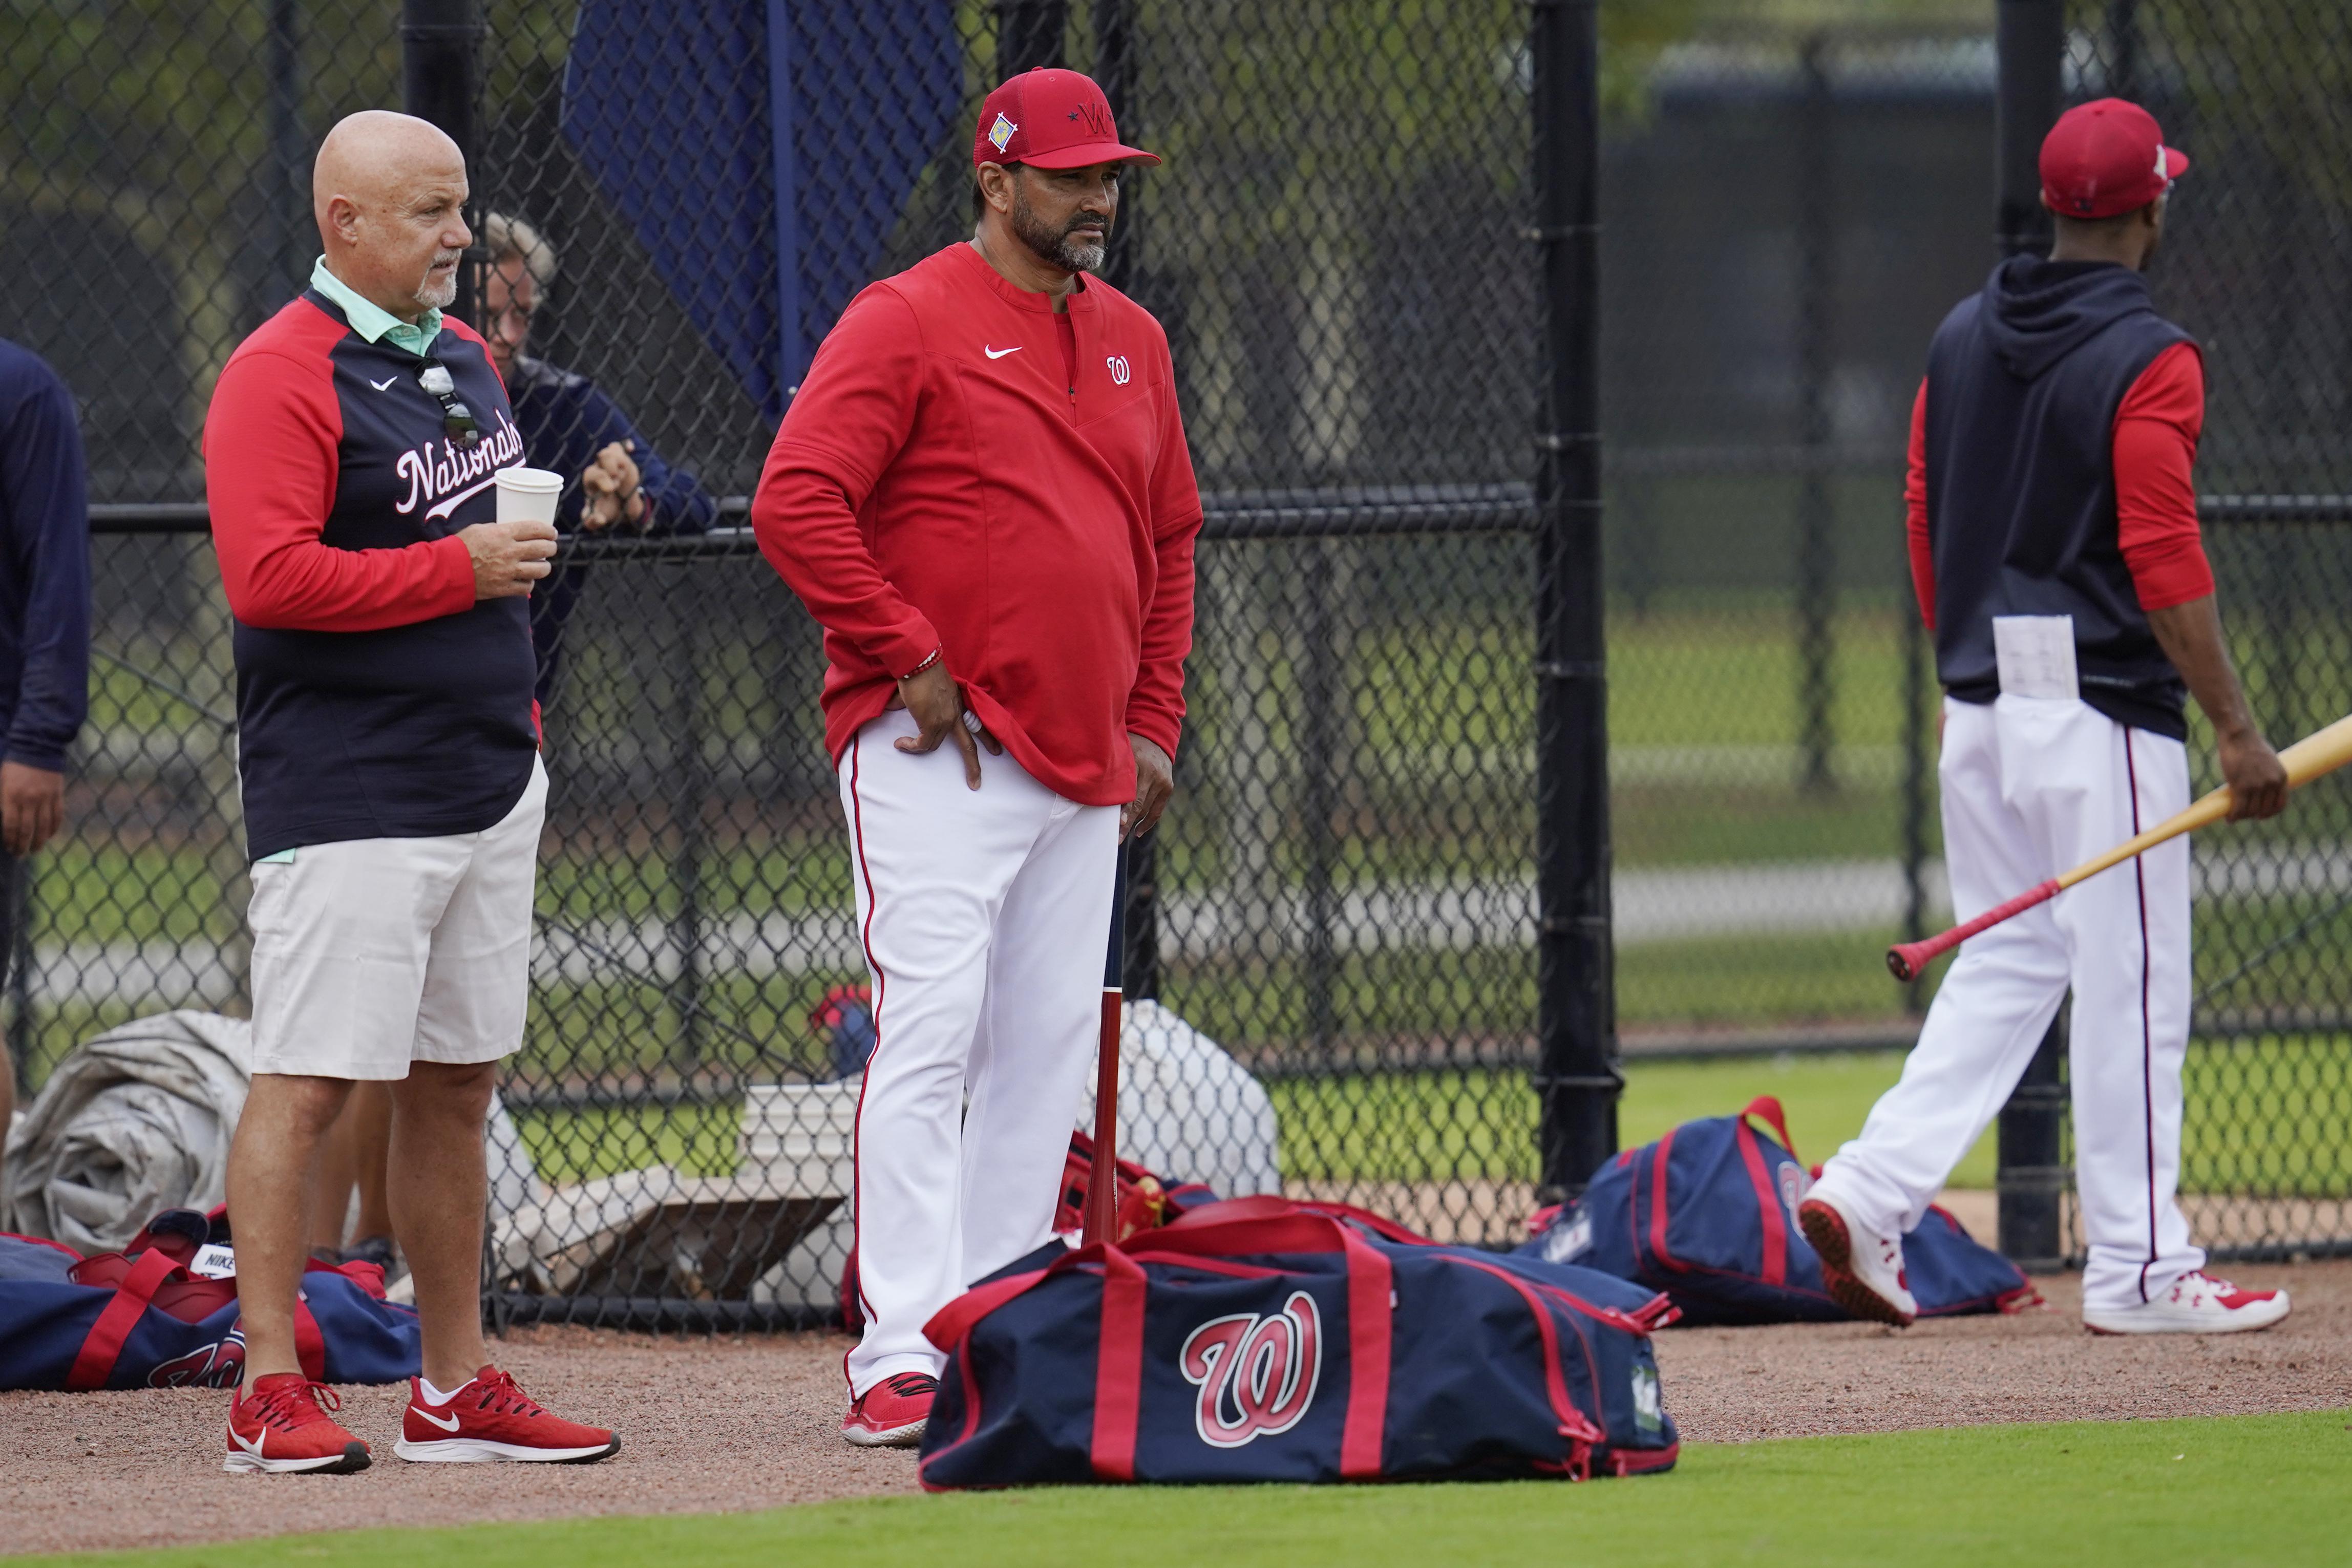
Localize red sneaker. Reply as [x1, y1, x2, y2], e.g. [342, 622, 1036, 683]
[841, 1371, 938, 1449]
[393, 1366, 619, 1464]
[224, 1373, 371, 1475]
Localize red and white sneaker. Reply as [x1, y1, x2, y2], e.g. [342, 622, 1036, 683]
[224, 1374, 371, 1474]
[841, 1371, 937, 1449]
[393, 1366, 619, 1464]
[1799, 1189, 1918, 1327]
[2084, 1273, 2291, 1335]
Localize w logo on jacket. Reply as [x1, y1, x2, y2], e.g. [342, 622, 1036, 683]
[1179, 1290, 1322, 1448]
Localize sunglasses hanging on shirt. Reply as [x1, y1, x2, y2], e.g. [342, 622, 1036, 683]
[417, 362, 481, 449]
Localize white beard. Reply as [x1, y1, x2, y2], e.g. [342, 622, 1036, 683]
[416, 263, 460, 310]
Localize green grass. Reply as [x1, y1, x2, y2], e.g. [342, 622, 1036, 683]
[47, 1411, 2352, 1567]
[1266, 1049, 1991, 1190]
[515, 1049, 1989, 1194]
[516, 1035, 2351, 1203]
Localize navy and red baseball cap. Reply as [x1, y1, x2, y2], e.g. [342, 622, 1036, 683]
[973, 68, 1160, 170]
[2040, 98, 2188, 219]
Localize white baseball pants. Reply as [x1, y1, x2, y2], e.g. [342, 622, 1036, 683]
[1815, 695, 2203, 1309]
[837, 708, 1120, 1395]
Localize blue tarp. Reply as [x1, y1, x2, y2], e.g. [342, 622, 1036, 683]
[562, 1, 964, 425]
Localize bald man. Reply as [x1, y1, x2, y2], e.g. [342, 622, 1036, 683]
[204, 112, 615, 1473]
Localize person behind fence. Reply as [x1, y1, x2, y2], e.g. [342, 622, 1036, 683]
[201, 109, 617, 1474]
[1797, 99, 2293, 1337]
[752, 68, 1200, 1448]
[0, 336, 91, 1144]
[474, 211, 717, 712]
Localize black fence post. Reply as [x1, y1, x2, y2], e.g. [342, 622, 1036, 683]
[1301, 542, 1340, 1052]
[266, 0, 307, 300]
[2106, 0, 2142, 100]
[669, 574, 708, 1073]
[1994, 0, 2069, 1269]
[1899, 573, 1931, 1018]
[1532, 0, 1619, 1200]
[1091, 0, 1159, 999]
[1795, 33, 1837, 797]
[401, 0, 484, 324]
[996, 0, 1067, 78]
[1093, 0, 1138, 291]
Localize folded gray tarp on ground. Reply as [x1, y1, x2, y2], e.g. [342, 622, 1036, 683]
[3, 1010, 542, 1256]
[2, 1010, 253, 1253]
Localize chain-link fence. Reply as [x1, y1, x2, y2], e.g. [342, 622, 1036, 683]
[5, 2, 2349, 1325]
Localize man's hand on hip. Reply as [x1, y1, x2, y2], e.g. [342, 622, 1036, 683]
[0, 761, 64, 855]
[1124, 735, 1173, 841]
[458, 518, 559, 600]
[894, 661, 1000, 789]
[2217, 726, 2289, 821]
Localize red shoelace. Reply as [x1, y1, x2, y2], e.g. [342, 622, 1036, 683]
[463, 1369, 545, 1418]
[245, 1378, 342, 1432]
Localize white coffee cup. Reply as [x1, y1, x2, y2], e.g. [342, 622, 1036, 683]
[494, 466, 564, 526]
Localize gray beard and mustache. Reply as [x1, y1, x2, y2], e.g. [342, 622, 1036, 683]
[1011, 185, 1109, 273]
[415, 250, 463, 309]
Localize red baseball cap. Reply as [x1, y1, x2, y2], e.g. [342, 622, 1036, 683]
[972, 68, 1160, 171]
[2040, 98, 2188, 219]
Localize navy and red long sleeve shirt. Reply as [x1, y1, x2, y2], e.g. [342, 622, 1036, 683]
[203, 292, 539, 859]
[0, 338, 91, 774]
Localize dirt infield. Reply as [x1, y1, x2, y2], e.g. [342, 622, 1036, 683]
[7, 1260, 2349, 1559]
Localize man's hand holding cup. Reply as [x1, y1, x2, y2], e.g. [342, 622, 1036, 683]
[463, 467, 565, 600]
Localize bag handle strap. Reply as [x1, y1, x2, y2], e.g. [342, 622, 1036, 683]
[1089, 1247, 1150, 1481]
[1741, 1094, 1798, 1161]
[66, 1249, 182, 1391]
[922, 1265, 1060, 1351]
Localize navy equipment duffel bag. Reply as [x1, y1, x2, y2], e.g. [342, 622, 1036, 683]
[1517, 1096, 2037, 1325]
[917, 1196, 1681, 1488]
[0, 1207, 421, 1391]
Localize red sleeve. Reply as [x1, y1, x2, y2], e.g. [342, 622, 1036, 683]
[749, 286, 942, 678]
[1904, 378, 1934, 631]
[1125, 356, 1202, 758]
[203, 349, 476, 631]
[2112, 341, 2213, 611]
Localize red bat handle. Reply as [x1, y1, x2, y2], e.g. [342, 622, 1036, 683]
[1885, 878, 2062, 983]
[1082, 989, 1122, 1245]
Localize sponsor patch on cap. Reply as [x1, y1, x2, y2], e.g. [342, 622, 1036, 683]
[988, 112, 1016, 152]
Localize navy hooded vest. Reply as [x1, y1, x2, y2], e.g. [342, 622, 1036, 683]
[1921, 256, 2193, 738]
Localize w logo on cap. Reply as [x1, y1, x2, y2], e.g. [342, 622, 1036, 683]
[1179, 1292, 1323, 1448]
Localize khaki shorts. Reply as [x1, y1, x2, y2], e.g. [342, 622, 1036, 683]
[247, 757, 545, 1080]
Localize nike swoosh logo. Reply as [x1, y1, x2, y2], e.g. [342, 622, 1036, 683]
[369, 376, 398, 391]
[983, 345, 1021, 359]
[413, 1406, 460, 1432]
[231, 1428, 267, 1456]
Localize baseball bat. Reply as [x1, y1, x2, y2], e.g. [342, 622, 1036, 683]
[1886, 711, 2352, 983]
[1082, 841, 1130, 1246]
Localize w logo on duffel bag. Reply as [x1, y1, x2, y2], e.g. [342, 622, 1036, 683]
[1178, 1291, 1323, 1448]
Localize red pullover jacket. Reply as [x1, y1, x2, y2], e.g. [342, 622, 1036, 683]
[751, 242, 1202, 807]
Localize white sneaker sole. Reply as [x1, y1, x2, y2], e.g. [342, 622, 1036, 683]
[841, 1417, 926, 1449]
[2083, 1297, 2291, 1336]
[223, 1444, 371, 1475]
[1797, 1197, 1917, 1327]
[393, 1436, 619, 1464]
